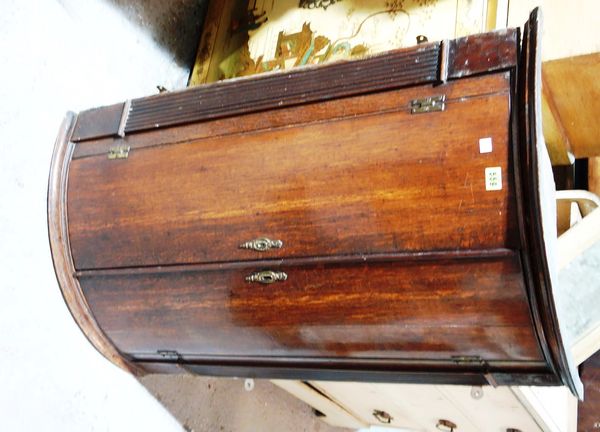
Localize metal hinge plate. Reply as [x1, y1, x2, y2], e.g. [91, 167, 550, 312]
[451, 355, 498, 387]
[410, 95, 446, 114]
[108, 144, 130, 159]
[157, 350, 181, 361]
[451, 355, 485, 366]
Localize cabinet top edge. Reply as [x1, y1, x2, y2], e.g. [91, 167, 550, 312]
[71, 28, 519, 142]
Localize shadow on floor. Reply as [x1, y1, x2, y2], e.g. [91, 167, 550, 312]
[104, 0, 208, 68]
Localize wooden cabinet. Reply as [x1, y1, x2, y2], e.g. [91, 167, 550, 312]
[68, 73, 516, 269]
[48, 9, 582, 397]
[80, 256, 539, 361]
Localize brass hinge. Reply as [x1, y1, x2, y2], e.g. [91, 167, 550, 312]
[451, 355, 485, 366]
[410, 95, 446, 114]
[108, 144, 130, 159]
[451, 355, 498, 387]
[157, 350, 181, 361]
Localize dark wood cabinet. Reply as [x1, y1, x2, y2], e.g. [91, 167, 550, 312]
[49, 9, 582, 396]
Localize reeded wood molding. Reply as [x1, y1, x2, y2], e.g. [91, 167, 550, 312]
[47, 112, 144, 376]
[519, 8, 582, 398]
[70, 28, 520, 143]
[125, 44, 440, 134]
[72, 43, 441, 141]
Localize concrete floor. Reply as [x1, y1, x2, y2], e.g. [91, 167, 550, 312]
[142, 376, 351, 432]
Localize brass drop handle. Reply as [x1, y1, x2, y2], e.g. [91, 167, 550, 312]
[372, 409, 393, 424]
[436, 419, 458, 431]
[246, 270, 288, 284]
[239, 237, 283, 252]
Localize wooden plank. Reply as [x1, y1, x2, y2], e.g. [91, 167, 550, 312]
[125, 44, 440, 135]
[517, 8, 583, 398]
[447, 28, 518, 79]
[68, 29, 522, 142]
[73, 73, 509, 159]
[71, 102, 124, 142]
[68, 79, 516, 270]
[79, 256, 542, 362]
[48, 112, 142, 376]
[542, 53, 600, 158]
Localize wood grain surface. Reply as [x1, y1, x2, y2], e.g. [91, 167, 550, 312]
[68, 73, 516, 270]
[50, 18, 577, 389]
[447, 28, 518, 79]
[79, 255, 541, 362]
[48, 113, 142, 375]
[72, 73, 509, 160]
[517, 8, 582, 397]
[71, 102, 125, 142]
[69, 29, 520, 143]
[542, 52, 600, 159]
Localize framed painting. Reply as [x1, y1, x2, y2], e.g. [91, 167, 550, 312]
[189, 0, 508, 85]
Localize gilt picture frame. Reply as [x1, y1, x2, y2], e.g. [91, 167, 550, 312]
[189, 0, 507, 85]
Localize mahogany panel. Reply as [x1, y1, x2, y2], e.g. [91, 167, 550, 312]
[447, 28, 518, 79]
[68, 29, 521, 142]
[123, 44, 439, 134]
[72, 102, 124, 142]
[72, 73, 509, 160]
[70, 45, 438, 141]
[68, 78, 517, 270]
[48, 112, 141, 375]
[79, 256, 542, 362]
[517, 8, 582, 397]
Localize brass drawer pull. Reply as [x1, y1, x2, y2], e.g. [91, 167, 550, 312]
[372, 409, 393, 424]
[436, 419, 457, 432]
[246, 271, 288, 284]
[239, 237, 283, 252]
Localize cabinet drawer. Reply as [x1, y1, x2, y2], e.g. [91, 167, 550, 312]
[68, 74, 516, 270]
[79, 254, 541, 362]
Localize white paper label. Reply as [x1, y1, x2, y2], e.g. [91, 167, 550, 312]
[479, 137, 493, 153]
[485, 167, 502, 191]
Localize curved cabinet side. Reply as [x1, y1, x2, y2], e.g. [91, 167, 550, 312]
[520, 9, 583, 398]
[47, 112, 143, 376]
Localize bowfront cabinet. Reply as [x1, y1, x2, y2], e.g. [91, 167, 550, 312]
[49, 9, 582, 397]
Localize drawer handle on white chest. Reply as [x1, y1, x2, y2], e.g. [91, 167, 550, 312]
[239, 237, 283, 252]
[245, 271, 288, 284]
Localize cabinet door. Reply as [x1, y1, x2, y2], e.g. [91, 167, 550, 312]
[68, 73, 516, 270]
[79, 255, 541, 363]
